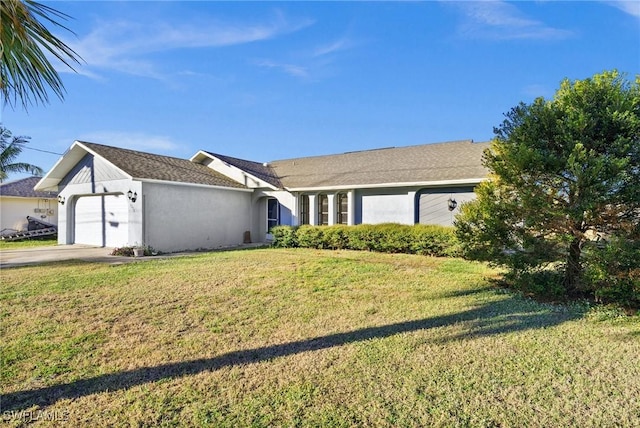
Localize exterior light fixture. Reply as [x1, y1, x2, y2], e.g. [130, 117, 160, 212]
[127, 190, 137, 203]
[57, 195, 65, 205]
[447, 197, 457, 211]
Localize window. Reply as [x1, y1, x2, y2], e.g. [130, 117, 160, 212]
[267, 198, 280, 231]
[336, 192, 348, 225]
[300, 195, 310, 225]
[318, 194, 329, 225]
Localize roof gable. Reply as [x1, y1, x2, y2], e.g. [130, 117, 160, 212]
[191, 151, 282, 189]
[37, 141, 248, 190]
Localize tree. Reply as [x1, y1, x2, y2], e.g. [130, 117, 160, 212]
[0, 125, 43, 182]
[455, 70, 640, 298]
[1, 0, 81, 109]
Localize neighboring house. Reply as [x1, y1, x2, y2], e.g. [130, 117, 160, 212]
[0, 176, 58, 233]
[35, 139, 489, 252]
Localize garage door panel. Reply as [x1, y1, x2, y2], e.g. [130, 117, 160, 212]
[418, 188, 476, 227]
[74, 194, 128, 247]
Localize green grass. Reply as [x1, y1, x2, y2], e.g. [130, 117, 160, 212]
[1, 248, 639, 427]
[0, 236, 57, 249]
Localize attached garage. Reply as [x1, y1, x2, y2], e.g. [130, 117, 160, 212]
[73, 193, 129, 247]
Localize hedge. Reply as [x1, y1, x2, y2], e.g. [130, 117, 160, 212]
[270, 223, 460, 257]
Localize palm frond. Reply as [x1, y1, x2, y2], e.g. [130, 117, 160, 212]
[0, 125, 43, 182]
[0, 0, 82, 110]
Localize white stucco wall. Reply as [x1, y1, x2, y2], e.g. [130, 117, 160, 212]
[361, 193, 412, 224]
[143, 182, 252, 252]
[0, 196, 58, 231]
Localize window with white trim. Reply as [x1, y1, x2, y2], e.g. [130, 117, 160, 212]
[300, 195, 310, 225]
[318, 194, 329, 226]
[336, 192, 348, 225]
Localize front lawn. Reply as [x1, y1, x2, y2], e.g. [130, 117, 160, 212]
[1, 249, 638, 427]
[0, 236, 57, 250]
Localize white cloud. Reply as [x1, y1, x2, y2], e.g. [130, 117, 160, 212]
[254, 60, 309, 78]
[60, 11, 314, 80]
[255, 35, 358, 80]
[79, 131, 180, 153]
[313, 38, 354, 57]
[447, 1, 574, 41]
[602, 1, 640, 18]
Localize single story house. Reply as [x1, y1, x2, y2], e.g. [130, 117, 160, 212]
[0, 176, 58, 233]
[35, 139, 489, 252]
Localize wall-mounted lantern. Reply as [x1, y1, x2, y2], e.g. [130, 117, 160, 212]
[127, 190, 138, 203]
[447, 197, 457, 211]
[57, 195, 65, 205]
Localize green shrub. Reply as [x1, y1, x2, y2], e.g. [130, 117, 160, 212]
[584, 238, 640, 308]
[270, 226, 298, 248]
[323, 225, 349, 250]
[377, 223, 412, 253]
[411, 224, 461, 257]
[346, 224, 378, 251]
[508, 269, 567, 300]
[296, 225, 325, 249]
[270, 223, 460, 258]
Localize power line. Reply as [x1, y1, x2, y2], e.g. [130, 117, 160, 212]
[22, 146, 63, 156]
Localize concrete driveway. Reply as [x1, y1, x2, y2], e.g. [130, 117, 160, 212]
[0, 245, 143, 268]
[0, 243, 266, 268]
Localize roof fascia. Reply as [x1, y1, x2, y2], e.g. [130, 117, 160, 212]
[0, 195, 56, 199]
[139, 178, 253, 193]
[191, 151, 278, 191]
[286, 177, 486, 192]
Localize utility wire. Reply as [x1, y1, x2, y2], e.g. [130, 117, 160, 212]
[22, 146, 63, 156]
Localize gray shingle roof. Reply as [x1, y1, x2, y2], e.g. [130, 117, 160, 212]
[267, 140, 490, 189]
[0, 176, 57, 198]
[81, 142, 247, 189]
[204, 152, 283, 188]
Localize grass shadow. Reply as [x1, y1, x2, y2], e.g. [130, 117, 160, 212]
[1, 296, 581, 412]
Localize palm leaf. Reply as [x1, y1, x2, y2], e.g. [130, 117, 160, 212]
[0, 125, 44, 182]
[0, 0, 82, 109]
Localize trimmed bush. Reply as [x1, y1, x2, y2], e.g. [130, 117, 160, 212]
[270, 226, 298, 248]
[411, 224, 461, 257]
[271, 223, 459, 258]
[296, 225, 325, 249]
[346, 224, 378, 251]
[323, 225, 349, 250]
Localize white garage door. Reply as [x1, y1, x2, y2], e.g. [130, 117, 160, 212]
[74, 194, 129, 247]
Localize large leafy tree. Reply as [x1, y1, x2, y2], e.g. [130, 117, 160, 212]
[0, 125, 43, 182]
[1, 0, 81, 109]
[456, 71, 640, 296]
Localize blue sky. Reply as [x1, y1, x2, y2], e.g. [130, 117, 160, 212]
[1, 1, 639, 181]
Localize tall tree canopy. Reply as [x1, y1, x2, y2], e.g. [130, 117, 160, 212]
[0, 125, 43, 182]
[1, 0, 81, 109]
[456, 71, 640, 301]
